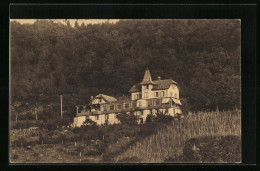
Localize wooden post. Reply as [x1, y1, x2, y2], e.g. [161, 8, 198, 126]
[76, 106, 79, 115]
[61, 95, 63, 119]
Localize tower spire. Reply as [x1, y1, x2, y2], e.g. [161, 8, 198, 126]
[140, 68, 155, 85]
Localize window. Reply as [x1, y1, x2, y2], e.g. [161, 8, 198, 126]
[110, 105, 114, 110]
[144, 85, 149, 89]
[124, 103, 129, 109]
[161, 91, 165, 97]
[148, 100, 153, 106]
[144, 92, 148, 98]
[155, 99, 160, 106]
[155, 92, 159, 97]
[135, 94, 139, 100]
[99, 98, 102, 102]
[95, 115, 99, 120]
[103, 105, 107, 111]
[117, 104, 122, 110]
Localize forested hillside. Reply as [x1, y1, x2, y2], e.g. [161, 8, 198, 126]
[10, 19, 241, 116]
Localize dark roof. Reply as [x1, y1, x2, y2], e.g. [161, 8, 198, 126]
[129, 79, 178, 93]
[129, 84, 142, 93]
[140, 68, 155, 85]
[152, 79, 178, 90]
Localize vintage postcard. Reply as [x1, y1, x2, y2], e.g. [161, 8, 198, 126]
[9, 19, 241, 163]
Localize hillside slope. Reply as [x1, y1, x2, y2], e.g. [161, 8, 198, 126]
[116, 110, 241, 163]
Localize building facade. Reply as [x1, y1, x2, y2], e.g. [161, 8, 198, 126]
[73, 68, 182, 127]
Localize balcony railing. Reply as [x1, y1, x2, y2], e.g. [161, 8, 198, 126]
[76, 97, 179, 116]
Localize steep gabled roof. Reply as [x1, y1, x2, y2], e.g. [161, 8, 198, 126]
[129, 79, 178, 93]
[129, 84, 142, 93]
[140, 68, 155, 85]
[91, 94, 117, 104]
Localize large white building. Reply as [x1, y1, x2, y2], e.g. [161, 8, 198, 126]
[73, 68, 182, 127]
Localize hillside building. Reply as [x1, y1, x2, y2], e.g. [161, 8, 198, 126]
[73, 68, 182, 127]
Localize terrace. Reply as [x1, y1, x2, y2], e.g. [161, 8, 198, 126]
[76, 97, 181, 117]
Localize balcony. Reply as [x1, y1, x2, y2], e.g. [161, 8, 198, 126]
[76, 97, 180, 116]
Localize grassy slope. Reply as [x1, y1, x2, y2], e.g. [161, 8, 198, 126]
[116, 110, 241, 163]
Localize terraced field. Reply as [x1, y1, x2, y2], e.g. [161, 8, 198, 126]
[116, 110, 241, 163]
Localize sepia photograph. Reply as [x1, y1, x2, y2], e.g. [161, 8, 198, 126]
[9, 19, 241, 163]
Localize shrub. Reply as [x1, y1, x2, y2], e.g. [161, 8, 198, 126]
[181, 136, 241, 162]
[83, 119, 97, 126]
[56, 116, 72, 128]
[46, 119, 57, 131]
[154, 114, 174, 124]
[116, 111, 138, 125]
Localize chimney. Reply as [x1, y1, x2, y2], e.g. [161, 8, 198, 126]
[157, 76, 161, 80]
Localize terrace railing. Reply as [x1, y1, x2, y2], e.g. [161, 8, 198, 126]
[76, 97, 178, 116]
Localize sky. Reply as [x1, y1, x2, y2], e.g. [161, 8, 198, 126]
[10, 19, 120, 26]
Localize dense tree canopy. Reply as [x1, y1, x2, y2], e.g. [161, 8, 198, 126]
[10, 19, 241, 114]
